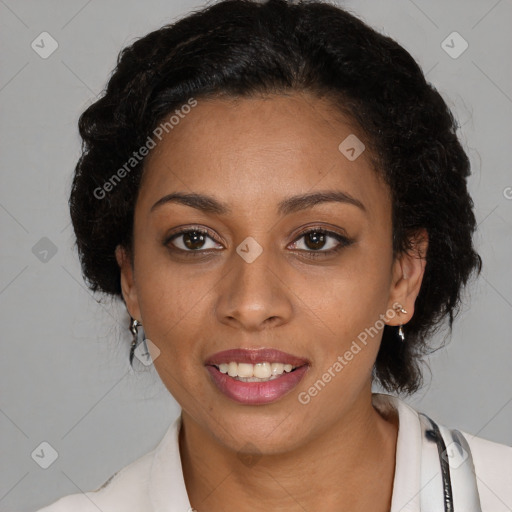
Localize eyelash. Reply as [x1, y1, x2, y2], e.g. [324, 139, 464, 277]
[164, 226, 354, 260]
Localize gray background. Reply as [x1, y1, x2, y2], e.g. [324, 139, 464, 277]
[1, 0, 511, 510]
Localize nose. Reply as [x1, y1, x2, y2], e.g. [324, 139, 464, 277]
[215, 243, 294, 332]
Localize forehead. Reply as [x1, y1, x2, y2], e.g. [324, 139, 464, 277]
[138, 93, 389, 218]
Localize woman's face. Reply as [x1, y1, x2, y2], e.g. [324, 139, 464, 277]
[117, 92, 424, 454]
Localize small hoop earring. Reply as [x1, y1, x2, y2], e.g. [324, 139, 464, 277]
[129, 318, 142, 365]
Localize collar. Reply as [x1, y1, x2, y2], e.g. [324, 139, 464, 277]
[372, 393, 423, 511]
[148, 393, 423, 512]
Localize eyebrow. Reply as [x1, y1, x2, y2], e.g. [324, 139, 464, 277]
[150, 190, 366, 216]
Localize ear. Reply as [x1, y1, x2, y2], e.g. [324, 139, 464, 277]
[386, 229, 428, 326]
[115, 244, 141, 321]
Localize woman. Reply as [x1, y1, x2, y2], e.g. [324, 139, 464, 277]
[36, 0, 511, 510]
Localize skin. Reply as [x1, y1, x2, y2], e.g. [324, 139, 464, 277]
[116, 92, 427, 512]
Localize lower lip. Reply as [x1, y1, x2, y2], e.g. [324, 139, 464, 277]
[206, 365, 309, 405]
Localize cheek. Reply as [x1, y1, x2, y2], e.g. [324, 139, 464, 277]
[134, 236, 206, 318]
[299, 248, 394, 390]
[310, 246, 393, 332]
[133, 256, 211, 365]
[293, 258, 392, 420]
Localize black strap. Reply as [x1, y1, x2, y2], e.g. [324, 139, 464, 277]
[421, 414, 454, 511]
[419, 412, 482, 512]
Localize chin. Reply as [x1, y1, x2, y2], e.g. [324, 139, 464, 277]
[207, 406, 310, 453]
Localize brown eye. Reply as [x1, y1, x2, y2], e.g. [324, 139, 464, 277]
[303, 231, 328, 250]
[182, 230, 207, 250]
[166, 228, 223, 253]
[289, 228, 352, 255]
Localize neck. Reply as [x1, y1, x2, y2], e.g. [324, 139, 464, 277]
[179, 390, 398, 512]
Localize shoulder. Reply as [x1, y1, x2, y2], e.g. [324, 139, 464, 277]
[461, 430, 512, 511]
[373, 393, 512, 511]
[34, 415, 189, 512]
[34, 447, 155, 511]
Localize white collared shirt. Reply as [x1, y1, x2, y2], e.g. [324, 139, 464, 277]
[35, 393, 512, 511]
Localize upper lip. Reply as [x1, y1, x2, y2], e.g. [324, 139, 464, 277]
[205, 348, 310, 367]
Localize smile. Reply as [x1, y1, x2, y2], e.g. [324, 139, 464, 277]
[205, 348, 310, 404]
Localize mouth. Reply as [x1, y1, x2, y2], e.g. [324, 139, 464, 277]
[204, 348, 310, 405]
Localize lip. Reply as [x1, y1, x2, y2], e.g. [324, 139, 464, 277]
[206, 364, 309, 405]
[204, 348, 310, 405]
[204, 348, 309, 367]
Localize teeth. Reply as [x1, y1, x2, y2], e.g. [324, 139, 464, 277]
[237, 363, 254, 378]
[227, 362, 237, 377]
[271, 363, 284, 375]
[217, 361, 297, 380]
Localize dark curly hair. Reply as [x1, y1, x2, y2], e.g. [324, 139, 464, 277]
[69, 0, 481, 394]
